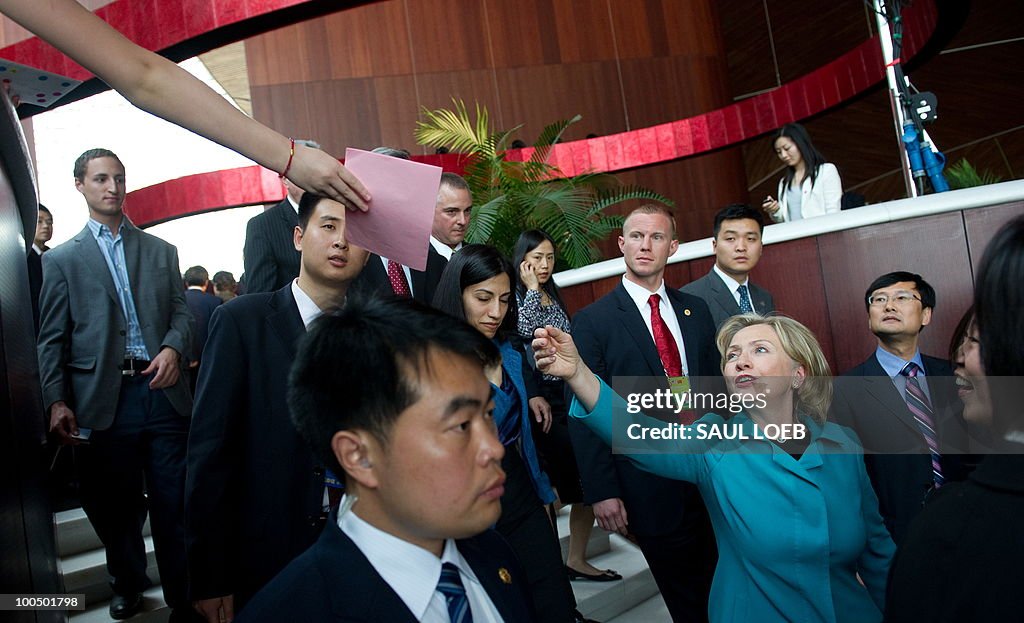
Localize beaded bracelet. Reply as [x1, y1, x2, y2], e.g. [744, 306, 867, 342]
[279, 138, 295, 180]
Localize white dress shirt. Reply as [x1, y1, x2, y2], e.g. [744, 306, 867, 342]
[429, 236, 463, 261]
[290, 279, 324, 330]
[713, 264, 750, 308]
[337, 496, 504, 622]
[620, 276, 688, 375]
[286, 194, 299, 213]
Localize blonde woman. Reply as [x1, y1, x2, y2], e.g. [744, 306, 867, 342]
[533, 314, 894, 623]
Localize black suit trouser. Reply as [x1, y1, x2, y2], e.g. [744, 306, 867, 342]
[78, 374, 189, 609]
[633, 501, 717, 623]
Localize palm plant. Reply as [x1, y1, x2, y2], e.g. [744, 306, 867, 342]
[945, 158, 1003, 190]
[414, 100, 672, 269]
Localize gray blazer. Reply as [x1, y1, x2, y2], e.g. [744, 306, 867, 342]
[680, 268, 774, 330]
[37, 221, 193, 428]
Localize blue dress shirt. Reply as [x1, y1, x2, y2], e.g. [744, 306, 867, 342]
[87, 218, 149, 359]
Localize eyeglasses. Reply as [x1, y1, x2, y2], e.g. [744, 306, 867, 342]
[867, 292, 921, 307]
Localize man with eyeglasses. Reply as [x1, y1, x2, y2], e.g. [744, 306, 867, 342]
[830, 271, 971, 546]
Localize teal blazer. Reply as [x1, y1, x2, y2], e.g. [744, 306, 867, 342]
[571, 380, 894, 623]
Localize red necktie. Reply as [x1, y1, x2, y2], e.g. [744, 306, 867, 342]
[387, 260, 411, 297]
[648, 294, 682, 377]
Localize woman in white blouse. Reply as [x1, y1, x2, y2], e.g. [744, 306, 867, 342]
[763, 123, 843, 222]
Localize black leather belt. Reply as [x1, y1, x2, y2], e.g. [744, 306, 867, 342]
[121, 358, 151, 376]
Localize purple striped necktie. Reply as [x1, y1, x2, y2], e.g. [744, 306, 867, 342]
[901, 362, 945, 487]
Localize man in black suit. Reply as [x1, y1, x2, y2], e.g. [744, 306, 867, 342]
[830, 271, 970, 546]
[428, 172, 472, 264]
[237, 297, 532, 623]
[350, 148, 447, 304]
[27, 203, 52, 332]
[186, 193, 369, 622]
[681, 203, 774, 329]
[182, 265, 221, 392]
[570, 205, 720, 622]
[242, 139, 320, 293]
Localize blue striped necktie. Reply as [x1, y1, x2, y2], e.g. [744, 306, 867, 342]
[901, 362, 945, 487]
[437, 562, 474, 623]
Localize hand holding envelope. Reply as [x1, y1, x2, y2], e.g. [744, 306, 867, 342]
[342, 148, 442, 271]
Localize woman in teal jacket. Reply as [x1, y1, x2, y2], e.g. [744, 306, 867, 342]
[533, 314, 895, 623]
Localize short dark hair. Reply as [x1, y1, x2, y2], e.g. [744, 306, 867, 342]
[212, 271, 236, 290]
[74, 148, 123, 181]
[297, 192, 328, 230]
[973, 215, 1024, 432]
[38, 204, 51, 216]
[431, 244, 517, 341]
[183, 266, 209, 286]
[864, 271, 936, 311]
[512, 229, 567, 313]
[713, 203, 765, 237]
[439, 172, 470, 193]
[288, 297, 500, 477]
[371, 146, 411, 160]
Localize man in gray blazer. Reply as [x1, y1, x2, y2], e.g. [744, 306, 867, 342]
[681, 203, 774, 329]
[37, 149, 195, 621]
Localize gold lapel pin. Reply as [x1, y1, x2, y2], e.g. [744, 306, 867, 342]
[498, 567, 512, 584]
[684, 309, 691, 316]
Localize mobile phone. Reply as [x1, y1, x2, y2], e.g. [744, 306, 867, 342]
[762, 195, 773, 204]
[70, 427, 92, 442]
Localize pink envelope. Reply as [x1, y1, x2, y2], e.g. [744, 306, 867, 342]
[342, 148, 441, 271]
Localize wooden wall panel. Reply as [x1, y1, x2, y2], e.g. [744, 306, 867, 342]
[250, 82, 318, 141]
[492, 62, 628, 143]
[405, 0, 491, 73]
[484, 0, 561, 68]
[303, 79, 381, 153]
[757, 236, 836, 370]
[414, 69, 502, 124]
[549, 0, 618, 63]
[963, 201, 1024, 271]
[818, 212, 973, 373]
[322, 2, 413, 79]
[372, 75, 424, 151]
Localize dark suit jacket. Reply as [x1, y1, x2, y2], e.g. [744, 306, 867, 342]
[830, 353, 971, 545]
[37, 222, 193, 427]
[27, 247, 43, 332]
[184, 288, 221, 362]
[569, 283, 723, 536]
[350, 247, 447, 305]
[185, 285, 324, 605]
[237, 517, 534, 623]
[885, 454, 1024, 622]
[679, 268, 774, 329]
[243, 199, 300, 293]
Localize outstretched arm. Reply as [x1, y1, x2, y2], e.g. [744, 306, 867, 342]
[0, 0, 369, 209]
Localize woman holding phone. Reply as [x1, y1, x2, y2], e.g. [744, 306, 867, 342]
[762, 123, 842, 222]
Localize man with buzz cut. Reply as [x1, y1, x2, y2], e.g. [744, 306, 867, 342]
[186, 193, 369, 622]
[569, 204, 720, 622]
[237, 297, 534, 622]
[681, 203, 774, 329]
[37, 148, 195, 621]
[831, 271, 971, 546]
